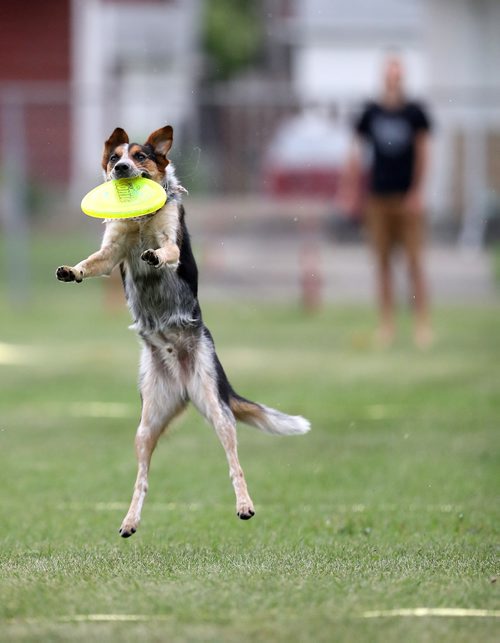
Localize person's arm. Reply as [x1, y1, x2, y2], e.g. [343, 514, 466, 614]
[338, 135, 364, 215]
[413, 131, 430, 192]
[405, 100, 432, 215]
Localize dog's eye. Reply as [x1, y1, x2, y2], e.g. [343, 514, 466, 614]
[135, 153, 147, 162]
[109, 154, 119, 163]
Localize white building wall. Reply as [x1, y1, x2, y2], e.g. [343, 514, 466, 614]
[292, 0, 426, 104]
[71, 0, 201, 193]
[424, 0, 500, 242]
[294, 46, 427, 103]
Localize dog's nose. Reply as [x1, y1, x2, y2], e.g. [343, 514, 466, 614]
[114, 163, 130, 177]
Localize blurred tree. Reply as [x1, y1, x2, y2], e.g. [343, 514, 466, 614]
[203, 0, 263, 80]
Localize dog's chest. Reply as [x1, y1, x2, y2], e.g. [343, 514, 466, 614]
[120, 219, 196, 331]
[124, 218, 158, 259]
[121, 217, 166, 276]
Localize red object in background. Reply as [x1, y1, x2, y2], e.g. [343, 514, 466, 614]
[265, 166, 342, 199]
[264, 162, 368, 222]
[0, 1, 70, 81]
[262, 109, 354, 206]
[0, 0, 71, 184]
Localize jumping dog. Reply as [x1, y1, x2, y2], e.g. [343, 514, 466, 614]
[56, 126, 310, 537]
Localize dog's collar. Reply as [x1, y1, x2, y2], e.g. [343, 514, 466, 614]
[162, 179, 188, 202]
[103, 212, 157, 223]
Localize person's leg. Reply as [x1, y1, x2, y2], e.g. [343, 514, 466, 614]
[401, 203, 433, 348]
[366, 197, 395, 345]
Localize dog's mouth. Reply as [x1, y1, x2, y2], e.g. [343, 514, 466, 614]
[110, 167, 141, 181]
[107, 167, 156, 182]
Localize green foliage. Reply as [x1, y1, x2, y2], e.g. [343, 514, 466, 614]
[0, 234, 499, 642]
[203, 0, 263, 80]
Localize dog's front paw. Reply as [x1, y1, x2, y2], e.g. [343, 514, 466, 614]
[56, 266, 83, 283]
[141, 249, 160, 267]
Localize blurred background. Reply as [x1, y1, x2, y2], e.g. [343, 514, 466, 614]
[1, 0, 499, 308]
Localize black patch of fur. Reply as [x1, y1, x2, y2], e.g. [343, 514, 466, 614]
[176, 205, 198, 299]
[202, 326, 232, 406]
[130, 143, 157, 161]
[119, 262, 128, 296]
[142, 143, 160, 159]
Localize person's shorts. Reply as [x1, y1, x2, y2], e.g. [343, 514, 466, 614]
[366, 195, 425, 264]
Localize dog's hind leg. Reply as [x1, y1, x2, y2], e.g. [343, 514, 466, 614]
[119, 349, 186, 538]
[187, 344, 255, 520]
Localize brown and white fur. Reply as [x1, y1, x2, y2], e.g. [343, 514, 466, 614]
[56, 126, 310, 537]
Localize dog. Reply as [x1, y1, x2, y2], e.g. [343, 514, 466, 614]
[56, 125, 310, 537]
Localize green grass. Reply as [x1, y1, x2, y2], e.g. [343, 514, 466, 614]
[491, 244, 500, 290]
[0, 234, 499, 642]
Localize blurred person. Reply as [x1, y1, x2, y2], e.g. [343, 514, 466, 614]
[344, 56, 433, 348]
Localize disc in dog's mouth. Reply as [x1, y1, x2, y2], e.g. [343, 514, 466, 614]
[81, 177, 167, 219]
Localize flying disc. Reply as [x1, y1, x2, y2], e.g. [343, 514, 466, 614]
[81, 177, 167, 219]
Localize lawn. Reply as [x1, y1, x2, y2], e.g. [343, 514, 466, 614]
[0, 234, 499, 642]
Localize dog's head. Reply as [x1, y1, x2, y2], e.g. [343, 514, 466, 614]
[102, 126, 173, 184]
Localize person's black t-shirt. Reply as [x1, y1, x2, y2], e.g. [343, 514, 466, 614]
[355, 100, 431, 195]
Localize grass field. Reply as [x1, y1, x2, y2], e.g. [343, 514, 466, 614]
[0, 234, 499, 642]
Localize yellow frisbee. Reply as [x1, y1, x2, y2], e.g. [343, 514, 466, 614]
[81, 177, 167, 219]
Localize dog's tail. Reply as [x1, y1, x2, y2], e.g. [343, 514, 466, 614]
[229, 392, 310, 436]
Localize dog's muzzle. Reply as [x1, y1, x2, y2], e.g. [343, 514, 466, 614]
[113, 162, 133, 178]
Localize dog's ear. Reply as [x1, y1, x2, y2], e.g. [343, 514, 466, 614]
[145, 125, 173, 158]
[102, 127, 129, 169]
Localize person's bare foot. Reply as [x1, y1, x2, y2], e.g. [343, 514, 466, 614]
[414, 324, 434, 350]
